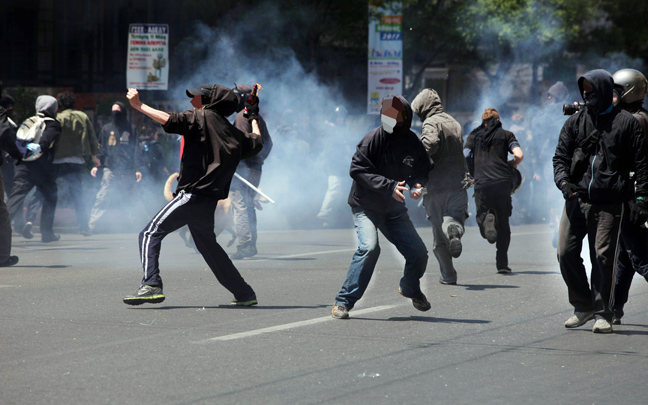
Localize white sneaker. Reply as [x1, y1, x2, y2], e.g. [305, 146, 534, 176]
[564, 311, 595, 328]
[592, 318, 613, 334]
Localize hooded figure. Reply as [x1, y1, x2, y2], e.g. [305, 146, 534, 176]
[6, 95, 61, 243]
[96, 101, 141, 173]
[554, 69, 647, 203]
[547, 81, 570, 104]
[173, 84, 260, 198]
[412, 89, 468, 192]
[228, 83, 273, 259]
[332, 95, 434, 320]
[0, 94, 23, 265]
[553, 69, 648, 334]
[122, 83, 264, 307]
[412, 88, 468, 285]
[88, 101, 145, 231]
[348, 96, 432, 215]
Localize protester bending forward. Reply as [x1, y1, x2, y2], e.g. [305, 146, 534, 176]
[331, 96, 433, 320]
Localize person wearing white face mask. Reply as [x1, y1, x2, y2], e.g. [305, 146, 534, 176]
[331, 96, 434, 319]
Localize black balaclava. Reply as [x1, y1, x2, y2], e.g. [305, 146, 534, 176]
[578, 69, 614, 115]
[232, 84, 252, 113]
[111, 102, 128, 128]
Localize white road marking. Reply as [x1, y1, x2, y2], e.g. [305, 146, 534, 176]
[248, 248, 356, 263]
[196, 304, 399, 342]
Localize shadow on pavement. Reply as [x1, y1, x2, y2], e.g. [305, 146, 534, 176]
[353, 315, 490, 324]
[462, 284, 520, 291]
[131, 304, 330, 310]
[10, 265, 70, 269]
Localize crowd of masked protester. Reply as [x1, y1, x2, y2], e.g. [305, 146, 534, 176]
[0, 90, 176, 241]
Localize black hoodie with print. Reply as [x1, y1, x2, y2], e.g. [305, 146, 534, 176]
[163, 85, 263, 199]
[348, 96, 433, 215]
[553, 69, 648, 203]
[97, 102, 141, 173]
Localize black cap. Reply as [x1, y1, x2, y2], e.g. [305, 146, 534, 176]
[0, 94, 15, 109]
[186, 84, 212, 98]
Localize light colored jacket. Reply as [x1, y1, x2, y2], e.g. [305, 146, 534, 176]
[411, 88, 468, 191]
[55, 109, 98, 159]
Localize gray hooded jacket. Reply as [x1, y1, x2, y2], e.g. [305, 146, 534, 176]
[411, 89, 468, 191]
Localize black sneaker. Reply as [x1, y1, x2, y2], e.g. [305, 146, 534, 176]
[123, 285, 165, 305]
[331, 305, 349, 319]
[497, 266, 512, 274]
[0, 256, 19, 267]
[229, 247, 257, 260]
[447, 225, 462, 258]
[231, 294, 258, 306]
[439, 278, 457, 286]
[41, 233, 60, 243]
[400, 287, 431, 312]
[22, 222, 34, 239]
[483, 212, 497, 244]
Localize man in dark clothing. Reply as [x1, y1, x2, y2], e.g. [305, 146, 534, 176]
[89, 101, 143, 231]
[609, 68, 648, 325]
[137, 127, 169, 214]
[1, 94, 18, 198]
[464, 108, 524, 273]
[7, 96, 61, 243]
[331, 96, 433, 319]
[123, 84, 263, 306]
[229, 84, 273, 259]
[553, 69, 648, 334]
[0, 93, 22, 266]
[412, 88, 469, 286]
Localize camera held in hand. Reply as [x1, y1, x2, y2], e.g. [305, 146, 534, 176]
[563, 102, 585, 116]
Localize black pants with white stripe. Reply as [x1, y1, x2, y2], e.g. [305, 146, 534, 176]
[138, 191, 255, 300]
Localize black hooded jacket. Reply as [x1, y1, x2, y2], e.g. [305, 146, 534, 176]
[553, 69, 648, 202]
[163, 84, 263, 199]
[0, 106, 22, 166]
[348, 96, 433, 214]
[97, 101, 141, 173]
[464, 118, 519, 189]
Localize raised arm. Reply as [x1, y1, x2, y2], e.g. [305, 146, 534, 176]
[126, 88, 170, 125]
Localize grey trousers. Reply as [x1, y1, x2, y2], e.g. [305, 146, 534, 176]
[89, 167, 135, 229]
[423, 188, 468, 283]
[229, 166, 262, 252]
[0, 172, 12, 262]
[557, 198, 623, 322]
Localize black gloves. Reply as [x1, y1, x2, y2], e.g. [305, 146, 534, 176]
[560, 182, 579, 200]
[629, 198, 648, 226]
[244, 101, 259, 121]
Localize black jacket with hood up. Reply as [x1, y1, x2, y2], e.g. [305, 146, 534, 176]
[97, 102, 142, 173]
[348, 96, 433, 215]
[163, 85, 263, 199]
[0, 106, 22, 166]
[553, 69, 648, 203]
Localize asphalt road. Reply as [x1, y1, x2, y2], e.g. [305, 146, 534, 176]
[2, 224, 648, 404]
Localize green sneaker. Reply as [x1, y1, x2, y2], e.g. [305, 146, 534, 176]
[123, 285, 165, 305]
[231, 294, 258, 306]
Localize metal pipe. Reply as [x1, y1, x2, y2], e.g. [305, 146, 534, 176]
[233, 172, 275, 204]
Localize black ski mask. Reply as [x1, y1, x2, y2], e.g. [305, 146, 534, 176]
[111, 102, 128, 127]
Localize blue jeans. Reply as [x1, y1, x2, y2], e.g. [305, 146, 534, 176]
[334, 207, 428, 310]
